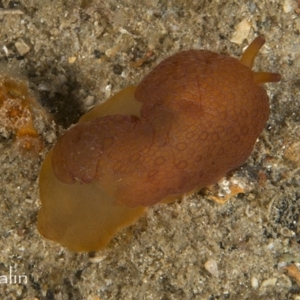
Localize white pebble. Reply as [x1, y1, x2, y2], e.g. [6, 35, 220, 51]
[15, 39, 30, 56]
[245, 205, 255, 217]
[230, 19, 251, 45]
[266, 242, 274, 250]
[83, 95, 95, 107]
[278, 261, 288, 269]
[89, 255, 106, 263]
[105, 84, 112, 98]
[259, 277, 277, 291]
[283, 0, 294, 13]
[251, 277, 259, 289]
[204, 259, 219, 277]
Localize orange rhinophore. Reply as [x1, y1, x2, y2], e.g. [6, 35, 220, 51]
[37, 36, 281, 252]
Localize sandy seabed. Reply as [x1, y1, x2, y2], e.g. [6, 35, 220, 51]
[0, 0, 299, 299]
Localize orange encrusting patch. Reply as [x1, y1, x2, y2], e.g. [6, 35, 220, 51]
[38, 36, 281, 252]
[0, 75, 46, 154]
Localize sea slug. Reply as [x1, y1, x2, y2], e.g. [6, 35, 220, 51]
[37, 36, 280, 252]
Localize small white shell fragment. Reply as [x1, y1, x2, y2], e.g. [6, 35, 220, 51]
[83, 95, 95, 107]
[251, 277, 259, 289]
[2, 45, 9, 56]
[245, 205, 255, 217]
[204, 259, 219, 277]
[266, 242, 274, 250]
[278, 261, 288, 269]
[38, 82, 52, 92]
[283, 0, 294, 13]
[280, 227, 295, 237]
[259, 277, 277, 291]
[15, 39, 30, 56]
[105, 84, 112, 98]
[89, 255, 106, 263]
[68, 56, 77, 64]
[0, 8, 24, 16]
[230, 19, 251, 45]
